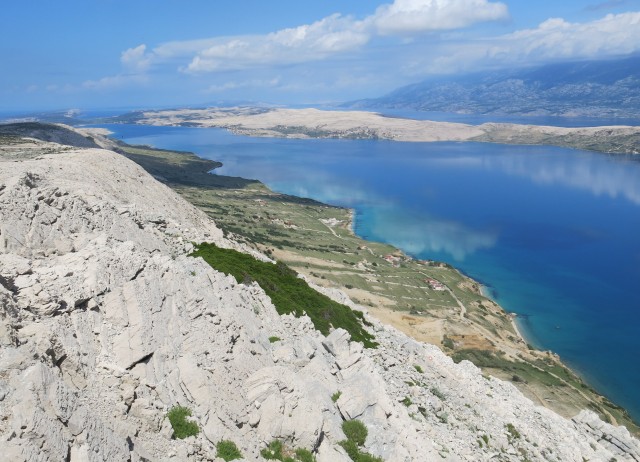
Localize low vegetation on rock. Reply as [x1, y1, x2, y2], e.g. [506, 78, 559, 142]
[216, 440, 243, 461]
[190, 243, 377, 347]
[338, 420, 383, 462]
[260, 440, 316, 462]
[166, 405, 199, 439]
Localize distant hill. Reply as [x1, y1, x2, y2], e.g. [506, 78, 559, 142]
[348, 55, 640, 118]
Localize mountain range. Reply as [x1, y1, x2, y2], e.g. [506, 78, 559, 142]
[348, 55, 640, 119]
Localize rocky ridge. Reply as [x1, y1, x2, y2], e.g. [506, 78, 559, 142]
[348, 55, 640, 119]
[117, 107, 640, 155]
[1, 129, 639, 461]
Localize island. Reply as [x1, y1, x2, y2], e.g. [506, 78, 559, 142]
[106, 106, 640, 155]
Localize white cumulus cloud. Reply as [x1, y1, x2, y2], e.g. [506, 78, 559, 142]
[121, 44, 152, 72]
[371, 0, 508, 35]
[505, 12, 640, 60]
[185, 14, 370, 73]
[121, 0, 510, 75]
[423, 11, 640, 73]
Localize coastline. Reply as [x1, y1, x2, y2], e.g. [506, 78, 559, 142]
[112, 107, 640, 155]
[346, 208, 534, 350]
[478, 283, 534, 349]
[97, 125, 640, 434]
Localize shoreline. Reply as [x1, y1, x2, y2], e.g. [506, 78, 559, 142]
[109, 107, 640, 155]
[345, 209, 534, 350]
[479, 283, 535, 349]
[98, 124, 640, 433]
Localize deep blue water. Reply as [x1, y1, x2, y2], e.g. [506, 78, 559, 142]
[96, 123, 640, 422]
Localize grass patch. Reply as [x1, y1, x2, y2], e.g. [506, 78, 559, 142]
[506, 423, 521, 443]
[442, 335, 455, 349]
[261, 440, 284, 460]
[413, 364, 424, 373]
[216, 440, 243, 461]
[269, 336, 282, 343]
[338, 420, 383, 461]
[332, 391, 342, 402]
[430, 387, 446, 401]
[339, 439, 360, 460]
[166, 405, 199, 439]
[295, 448, 316, 462]
[190, 243, 377, 347]
[260, 440, 316, 462]
[342, 420, 368, 446]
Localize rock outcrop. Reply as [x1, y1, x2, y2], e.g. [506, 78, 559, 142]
[1, 136, 639, 461]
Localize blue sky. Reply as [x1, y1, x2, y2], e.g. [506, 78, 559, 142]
[2, 0, 640, 111]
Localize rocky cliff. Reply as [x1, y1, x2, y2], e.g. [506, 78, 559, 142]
[1, 129, 639, 461]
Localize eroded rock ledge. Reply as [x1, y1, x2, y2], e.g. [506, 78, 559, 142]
[1, 138, 639, 461]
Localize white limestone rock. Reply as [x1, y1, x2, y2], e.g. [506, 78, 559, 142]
[0, 140, 638, 462]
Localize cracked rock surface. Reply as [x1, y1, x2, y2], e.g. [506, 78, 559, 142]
[1, 140, 639, 461]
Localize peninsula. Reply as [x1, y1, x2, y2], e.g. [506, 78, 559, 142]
[1, 122, 639, 461]
[108, 107, 640, 155]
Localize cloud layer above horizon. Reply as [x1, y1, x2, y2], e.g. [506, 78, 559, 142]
[5, 0, 640, 109]
[121, 0, 509, 75]
[119, 1, 640, 96]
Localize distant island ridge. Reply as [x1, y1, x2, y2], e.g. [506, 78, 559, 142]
[101, 106, 640, 155]
[346, 55, 640, 119]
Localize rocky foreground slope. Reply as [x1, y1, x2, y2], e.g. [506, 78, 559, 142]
[1, 131, 640, 461]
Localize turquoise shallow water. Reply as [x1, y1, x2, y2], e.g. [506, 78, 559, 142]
[97, 123, 640, 421]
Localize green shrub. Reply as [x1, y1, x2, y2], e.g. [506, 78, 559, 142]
[269, 336, 282, 343]
[430, 387, 445, 400]
[401, 396, 412, 407]
[331, 391, 342, 402]
[413, 364, 424, 373]
[356, 454, 383, 462]
[261, 440, 284, 460]
[216, 440, 242, 461]
[338, 439, 360, 460]
[166, 405, 199, 439]
[339, 420, 383, 462]
[506, 423, 521, 442]
[260, 440, 316, 462]
[342, 420, 368, 447]
[190, 243, 377, 348]
[295, 448, 316, 462]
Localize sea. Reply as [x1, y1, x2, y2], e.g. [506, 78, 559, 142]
[93, 118, 640, 422]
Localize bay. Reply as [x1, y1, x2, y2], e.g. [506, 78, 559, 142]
[97, 123, 640, 421]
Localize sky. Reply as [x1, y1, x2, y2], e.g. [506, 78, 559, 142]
[2, 0, 640, 112]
